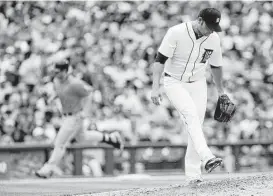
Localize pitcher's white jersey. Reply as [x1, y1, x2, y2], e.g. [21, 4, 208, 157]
[158, 22, 223, 82]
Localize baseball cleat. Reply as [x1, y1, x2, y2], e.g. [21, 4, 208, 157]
[205, 157, 222, 173]
[102, 131, 124, 151]
[35, 170, 53, 179]
[35, 163, 62, 179]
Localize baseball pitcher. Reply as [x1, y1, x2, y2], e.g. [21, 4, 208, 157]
[151, 8, 236, 184]
[35, 60, 124, 178]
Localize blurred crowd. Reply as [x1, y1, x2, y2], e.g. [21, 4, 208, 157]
[0, 1, 273, 147]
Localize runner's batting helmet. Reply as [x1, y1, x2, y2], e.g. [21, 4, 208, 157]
[55, 59, 69, 71]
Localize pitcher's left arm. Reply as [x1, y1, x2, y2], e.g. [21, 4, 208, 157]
[210, 65, 224, 96]
[208, 33, 225, 96]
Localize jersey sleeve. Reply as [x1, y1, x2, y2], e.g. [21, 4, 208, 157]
[208, 34, 223, 67]
[158, 27, 177, 58]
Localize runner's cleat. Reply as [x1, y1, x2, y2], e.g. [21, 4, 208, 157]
[35, 163, 62, 179]
[102, 132, 124, 151]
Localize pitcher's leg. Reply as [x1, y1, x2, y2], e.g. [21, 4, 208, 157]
[185, 79, 207, 178]
[185, 135, 202, 178]
[165, 83, 214, 163]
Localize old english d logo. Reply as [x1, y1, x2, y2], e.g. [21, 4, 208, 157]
[200, 49, 213, 63]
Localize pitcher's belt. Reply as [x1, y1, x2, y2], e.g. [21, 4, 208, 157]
[164, 72, 172, 77]
[164, 72, 195, 83]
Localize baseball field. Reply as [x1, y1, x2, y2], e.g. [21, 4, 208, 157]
[0, 172, 272, 196]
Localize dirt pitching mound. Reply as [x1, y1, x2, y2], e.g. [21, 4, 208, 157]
[89, 173, 273, 196]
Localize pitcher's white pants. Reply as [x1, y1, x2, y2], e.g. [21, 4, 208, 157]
[164, 76, 214, 178]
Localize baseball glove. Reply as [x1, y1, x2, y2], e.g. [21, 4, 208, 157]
[214, 94, 236, 123]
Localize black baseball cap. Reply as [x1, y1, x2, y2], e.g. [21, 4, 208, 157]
[198, 8, 222, 32]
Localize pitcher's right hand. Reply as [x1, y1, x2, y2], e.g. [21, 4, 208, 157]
[151, 88, 162, 105]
